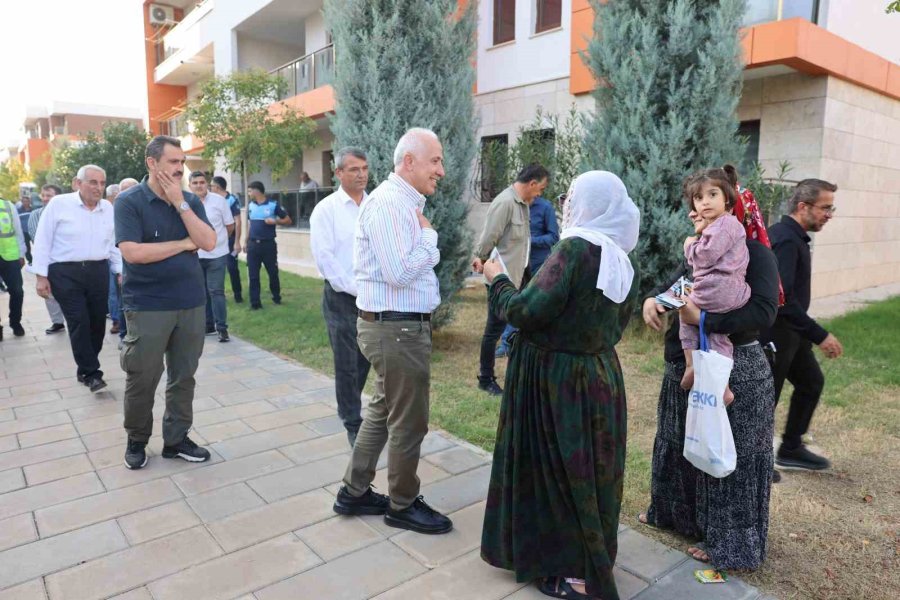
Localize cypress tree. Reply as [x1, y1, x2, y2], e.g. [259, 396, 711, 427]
[325, 0, 477, 326]
[584, 0, 747, 293]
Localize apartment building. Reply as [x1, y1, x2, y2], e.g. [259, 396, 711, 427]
[13, 102, 143, 172]
[142, 0, 900, 298]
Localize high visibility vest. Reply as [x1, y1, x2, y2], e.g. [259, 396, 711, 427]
[0, 200, 21, 261]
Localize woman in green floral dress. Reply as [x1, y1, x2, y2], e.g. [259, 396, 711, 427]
[481, 171, 641, 600]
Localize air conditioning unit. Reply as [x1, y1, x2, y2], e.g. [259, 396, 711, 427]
[149, 4, 176, 26]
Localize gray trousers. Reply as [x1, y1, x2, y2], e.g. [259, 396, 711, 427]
[45, 295, 64, 325]
[121, 306, 206, 445]
[343, 318, 431, 510]
[322, 281, 370, 438]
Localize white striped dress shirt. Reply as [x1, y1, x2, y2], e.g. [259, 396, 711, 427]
[354, 173, 441, 313]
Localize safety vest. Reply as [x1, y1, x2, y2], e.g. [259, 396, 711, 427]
[0, 200, 21, 261]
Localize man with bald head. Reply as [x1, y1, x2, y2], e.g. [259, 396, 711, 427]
[120, 178, 139, 192]
[32, 165, 121, 392]
[333, 128, 452, 536]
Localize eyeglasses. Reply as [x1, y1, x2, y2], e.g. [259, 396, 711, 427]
[806, 203, 837, 215]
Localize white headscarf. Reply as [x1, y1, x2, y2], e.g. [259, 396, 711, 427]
[560, 171, 640, 304]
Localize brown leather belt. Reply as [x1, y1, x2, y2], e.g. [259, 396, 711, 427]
[359, 310, 431, 323]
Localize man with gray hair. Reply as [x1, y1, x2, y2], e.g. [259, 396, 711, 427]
[32, 165, 121, 392]
[310, 147, 371, 446]
[763, 178, 842, 474]
[120, 178, 139, 192]
[332, 128, 452, 535]
[27, 184, 66, 335]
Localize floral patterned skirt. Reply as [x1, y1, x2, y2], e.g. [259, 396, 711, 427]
[481, 337, 627, 600]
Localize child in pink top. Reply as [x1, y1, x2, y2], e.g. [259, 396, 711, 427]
[680, 169, 751, 404]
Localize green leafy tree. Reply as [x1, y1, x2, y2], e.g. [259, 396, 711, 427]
[184, 69, 318, 202]
[0, 159, 32, 201]
[887, 1, 900, 14]
[49, 122, 149, 188]
[325, 0, 477, 327]
[479, 107, 585, 213]
[584, 0, 747, 296]
[742, 160, 794, 226]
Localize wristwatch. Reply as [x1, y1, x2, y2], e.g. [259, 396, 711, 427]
[179, 201, 191, 213]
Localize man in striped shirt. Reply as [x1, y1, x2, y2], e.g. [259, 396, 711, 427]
[332, 128, 452, 535]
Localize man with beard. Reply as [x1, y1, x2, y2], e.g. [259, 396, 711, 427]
[764, 179, 843, 473]
[115, 135, 216, 470]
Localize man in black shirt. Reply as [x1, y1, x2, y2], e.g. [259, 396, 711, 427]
[116, 136, 217, 470]
[764, 179, 843, 472]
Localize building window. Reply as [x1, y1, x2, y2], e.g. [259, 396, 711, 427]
[737, 120, 760, 177]
[535, 0, 562, 33]
[493, 0, 516, 45]
[480, 134, 509, 202]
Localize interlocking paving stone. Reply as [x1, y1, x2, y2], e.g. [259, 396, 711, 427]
[95, 448, 224, 490]
[371, 458, 451, 492]
[0, 469, 25, 494]
[0, 472, 104, 520]
[15, 396, 110, 420]
[255, 540, 428, 600]
[279, 432, 350, 465]
[0, 437, 85, 472]
[0, 434, 17, 453]
[72, 412, 122, 436]
[614, 527, 687, 581]
[0, 409, 12, 423]
[16, 423, 79, 448]
[193, 419, 254, 443]
[372, 550, 524, 600]
[23, 453, 94, 486]
[0, 520, 128, 590]
[631, 558, 760, 599]
[0, 579, 48, 600]
[117, 500, 201, 545]
[44, 526, 223, 600]
[171, 449, 294, 496]
[304, 414, 345, 435]
[420, 430, 456, 456]
[80, 427, 126, 451]
[35, 477, 183, 537]
[0, 411, 71, 439]
[191, 400, 278, 427]
[211, 422, 318, 460]
[391, 501, 486, 568]
[107, 588, 153, 600]
[0, 513, 37, 552]
[208, 488, 336, 552]
[148, 534, 322, 600]
[418, 464, 492, 514]
[295, 515, 385, 561]
[247, 453, 348, 502]
[66, 402, 124, 422]
[184, 482, 265, 523]
[241, 402, 335, 431]
[213, 383, 296, 407]
[423, 445, 491, 474]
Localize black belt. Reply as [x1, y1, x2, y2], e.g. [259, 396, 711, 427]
[53, 260, 107, 267]
[359, 310, 431, 323]
[249, 238, 275, 243]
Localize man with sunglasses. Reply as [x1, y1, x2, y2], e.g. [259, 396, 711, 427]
[763, 178, 842, 474]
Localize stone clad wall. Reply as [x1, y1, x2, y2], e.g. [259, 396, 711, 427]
[738, 72, 900, 298]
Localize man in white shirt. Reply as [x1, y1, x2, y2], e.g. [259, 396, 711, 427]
[32, 164, 121, 392]
[310, 147, 371, 446]
[332, 128, 452, 536]
[189, 171, 235, 343]
[299, 171, 319, 220]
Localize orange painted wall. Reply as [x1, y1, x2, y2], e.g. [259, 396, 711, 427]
[272, 85, 336, 120]
[568, 6, 900, 102]
[25, 139, 51, 171]
[143, 1, 187, 136]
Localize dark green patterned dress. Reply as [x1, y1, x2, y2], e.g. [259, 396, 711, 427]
[481, 237, 639, 600]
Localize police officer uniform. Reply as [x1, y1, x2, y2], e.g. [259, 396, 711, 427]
[247, 196, 287, 308]
[0, 199, 27, 339]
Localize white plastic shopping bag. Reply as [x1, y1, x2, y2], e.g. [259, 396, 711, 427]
[683, 313, 737, 478]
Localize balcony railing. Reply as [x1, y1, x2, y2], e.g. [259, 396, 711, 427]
[744, 0, 819, 26]
[159, 113, 189, 138]
[270, 45, 335, 101]
[158, 0, 214, 65]
[266, 186, 335, 230]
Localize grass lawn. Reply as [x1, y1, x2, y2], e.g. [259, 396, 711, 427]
[226, 270, 899, 600]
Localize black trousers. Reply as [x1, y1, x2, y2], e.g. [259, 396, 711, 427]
[48, 260, 109, 379]
[770, 324, 825, 449]
[479, 287, 507, 381]
[227, 235, 242, 299]
[0, 258, 24, 327]
[247, 239, 280, 307]
[322, 281, 370, 436]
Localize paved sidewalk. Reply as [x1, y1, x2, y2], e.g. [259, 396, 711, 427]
[0, 277, 769, 600]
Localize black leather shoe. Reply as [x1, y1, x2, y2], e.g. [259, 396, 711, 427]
[250, 304, 263, 310]
[124, 439, 148, 470]
[477, 377, 503, 396]
[11, 324, 25, 337]
[772, 469, 782, 483]
[273, 298, 282, 305]
[45, 323, 65, 334]
[384, 496, 453, 534]
[87, 376, 108, 393]
[234, 294, 243, 303]
[333, 485, 389, 516]
[0, 325, 3, 341]
[217, 329, 230, 343]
